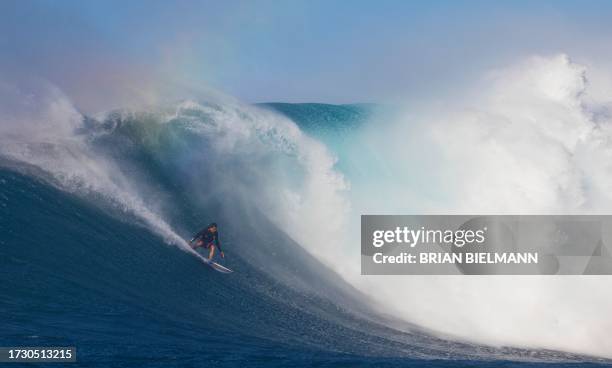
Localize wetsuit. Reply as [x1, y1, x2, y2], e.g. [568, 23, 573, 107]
[193, 228, 222, 252]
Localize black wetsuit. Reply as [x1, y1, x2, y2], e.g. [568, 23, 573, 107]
[193, 228, 222, 251]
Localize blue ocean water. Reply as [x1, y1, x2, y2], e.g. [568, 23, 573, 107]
[0, 102, 610, 367]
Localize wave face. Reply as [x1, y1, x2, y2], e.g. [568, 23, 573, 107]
[0, 73, 611, 366]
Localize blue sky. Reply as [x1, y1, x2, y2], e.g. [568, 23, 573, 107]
[1, 0, 612, 111]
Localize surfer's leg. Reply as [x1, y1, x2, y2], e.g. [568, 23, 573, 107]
[208, 245, 216, 260]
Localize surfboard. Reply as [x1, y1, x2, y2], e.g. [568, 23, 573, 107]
[201, 257, 233, 273]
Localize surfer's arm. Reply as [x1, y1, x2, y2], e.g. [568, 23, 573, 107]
[215, 234, 224, 257]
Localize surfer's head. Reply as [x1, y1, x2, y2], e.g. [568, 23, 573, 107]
[208, 223, 218, 233]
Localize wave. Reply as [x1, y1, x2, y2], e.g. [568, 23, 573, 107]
[1, 55, 612, 364]
[269, 54, 612, 359]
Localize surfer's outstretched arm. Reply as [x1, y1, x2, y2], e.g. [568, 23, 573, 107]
[214, 233, 224, 258]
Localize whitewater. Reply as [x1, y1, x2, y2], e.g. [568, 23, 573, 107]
[1, 54, 612, 365]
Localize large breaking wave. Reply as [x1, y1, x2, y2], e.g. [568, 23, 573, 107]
[1, 54, 612, 364]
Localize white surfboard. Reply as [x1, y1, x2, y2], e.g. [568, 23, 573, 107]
[201, 257, 233, 273]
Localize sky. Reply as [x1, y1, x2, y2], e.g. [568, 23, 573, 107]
[1, 0, 612, 112]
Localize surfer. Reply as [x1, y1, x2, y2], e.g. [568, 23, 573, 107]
[190, 223, 225, 260]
